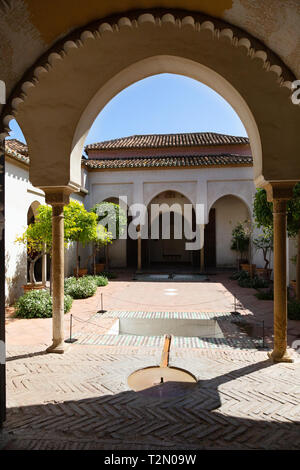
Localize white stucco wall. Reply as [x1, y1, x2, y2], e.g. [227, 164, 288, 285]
[212, 195, 250, 267]
[5, 157, 280, 303]
[5, 159, 46, 304]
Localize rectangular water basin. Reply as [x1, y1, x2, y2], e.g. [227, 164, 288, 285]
[108, 317, 224, 338]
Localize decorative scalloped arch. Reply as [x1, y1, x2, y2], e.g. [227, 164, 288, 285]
[1, 10, 299, 188]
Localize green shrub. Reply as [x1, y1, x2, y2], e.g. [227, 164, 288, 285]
[64, 276, 97, 299]
[101, 271, 117, 280]
[238, 274, 269, 289]
[230, 270, 250, 281]
[84, 275, 108, 287]
[288, 301, 300, 320]
[255, 289, 274, 300]
[15, 289, 73, 319]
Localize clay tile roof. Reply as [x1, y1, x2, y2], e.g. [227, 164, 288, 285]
[84, 154, 253, 170]
[85, 132, 249, 151]
[6, 139, 28, 155]
[5, 139, 29, 165]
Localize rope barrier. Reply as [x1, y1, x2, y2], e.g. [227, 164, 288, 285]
[99, 291, 235, 309]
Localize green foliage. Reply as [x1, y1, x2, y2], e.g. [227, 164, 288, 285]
[15, 289, 73, 319]
[230, 270, 249, 281]
[101, 271, 117, 279]
[84, 275, 108, 287]
[231, 221, 251, 258]
[64, 201, 99, 246]
[288, 300, 300, 320]
[91, 202, 127, 240]
[237, 271, 269, 289]
[255, 289, 274, 300]
[253, 226, 273, 269]
[253, 184, 300, 237]
[64, 277, 97, 299]
[253, 188, 273, 229]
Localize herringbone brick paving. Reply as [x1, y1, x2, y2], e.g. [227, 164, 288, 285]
[2, 343, 300, 450]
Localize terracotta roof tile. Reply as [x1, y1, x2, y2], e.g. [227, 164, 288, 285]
[5, 139, 28, 155]
[5, 139, 29, 165]
[84, 154, 253, 170]
[85, 132, 249, 151]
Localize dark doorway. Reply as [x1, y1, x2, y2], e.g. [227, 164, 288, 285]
[204, 208, 216, 268]
[126, 215, 137, 267]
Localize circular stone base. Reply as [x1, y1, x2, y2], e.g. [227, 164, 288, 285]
[128, 366, 197, 398]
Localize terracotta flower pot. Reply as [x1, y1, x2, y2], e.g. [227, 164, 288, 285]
[240, 263, 256, 274]
[23, 282, 46, 293]
[256, 268, 272, 280]
[95, 263, 105, 273]
[73, 268, 88, 277]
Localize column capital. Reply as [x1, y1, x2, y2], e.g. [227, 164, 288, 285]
[263, 181, 297, 202]
[41, 186, 75, 206]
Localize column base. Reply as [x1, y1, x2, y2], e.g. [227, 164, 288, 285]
[46, 341, 67, 354]
[267, 350, 294, 363]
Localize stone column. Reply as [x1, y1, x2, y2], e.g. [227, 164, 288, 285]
[265, 182, 295, 363]
[43, 187, 72, 354]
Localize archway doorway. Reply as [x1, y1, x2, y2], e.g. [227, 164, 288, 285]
[205, 195, 251, 269]
[27, 201, 42, 283]
[144, 190, 198, 272]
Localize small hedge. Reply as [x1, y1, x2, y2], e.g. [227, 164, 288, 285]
[255, 289, 274, 300]
[288, 301, 300, 320]
[233, 270, 269, 289]
[101, 271, 117, 280]
[84, 275, 108, 287]
[15, 289, 73, 319]
[64, 276, 97, 299]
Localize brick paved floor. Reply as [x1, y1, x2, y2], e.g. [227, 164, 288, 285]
[2, 344, 300, 450]
[2, 273, 300, 450]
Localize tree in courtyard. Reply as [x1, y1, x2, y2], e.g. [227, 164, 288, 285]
[64, 201, 110, 277]
[253, 185, 300, 298]
[16, 205, 52, 284]
[16, 204, 75, 285]
[91, 201, 127, 268]
[16, 201, 110, 283]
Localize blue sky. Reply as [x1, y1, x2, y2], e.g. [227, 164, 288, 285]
[8, 73, 247, 149]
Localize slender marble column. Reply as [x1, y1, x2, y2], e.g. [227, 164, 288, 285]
[43, 188, 72, 354]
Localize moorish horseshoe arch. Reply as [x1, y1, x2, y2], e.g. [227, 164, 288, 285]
[0, 10, 299, 192]
[207, 193, 252, 219]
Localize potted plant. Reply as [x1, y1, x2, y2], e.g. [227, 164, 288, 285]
[253, 226, 273, 280]
[92, 224, 112, 274]
[231, 220, 254, 274]
[91, 201, 127, 271]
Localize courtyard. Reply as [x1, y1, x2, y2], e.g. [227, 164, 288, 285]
[1, 1, 300, 454]
[2, 273, 300, 450]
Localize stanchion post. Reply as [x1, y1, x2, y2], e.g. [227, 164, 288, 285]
[65, 314, 77, 343]
[98, 292, 106, 314]
[231, 294, 240, 315]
